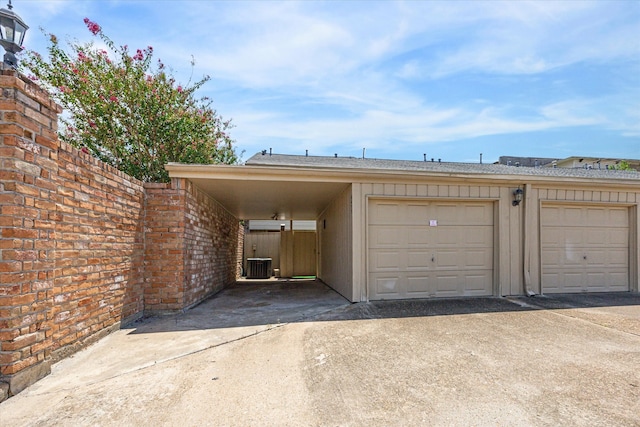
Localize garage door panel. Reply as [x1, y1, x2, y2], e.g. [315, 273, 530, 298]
[407, 228, 430, 245]
[608, 229, 629, 246]
[463, 204, 493, 225]
[465, 249, 492, 268]
[434, 274, 461, 296]
[607, 249, 628, 266]
[586, 208, 607, 223]
[465, 274, 493, 294]
[541, 205, 629, 293]
[368, 199, 494, 300]
[407, 276, 433, 295]
[562, 272, 583, 288]
[434, 205, 458, 223]
[541, 249, 562, 267]
[563, 207, 584, 222]
[465, 226, 493, 245]
[372, 275, 402, 296]
[542, 273, 561, 293]
[406, 251, 433, 269]
[406, 204, 430, 223]
[372, 251, 402, 270]
[369, 226, 404, 247]
[586, 250, 610, 267]
[540, 228, 561, 247]
[371, 203, 400, 223]
[587, 229, 607, 244]
[609, 208, 628, 223]
[436, 250, 459, 268]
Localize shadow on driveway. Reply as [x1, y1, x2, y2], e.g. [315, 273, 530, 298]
[129, 278, 640, 334]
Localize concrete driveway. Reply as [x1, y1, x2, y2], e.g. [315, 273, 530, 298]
[1, 280, 639, 426]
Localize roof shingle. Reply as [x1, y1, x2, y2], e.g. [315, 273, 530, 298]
[246, 153, 640, 180]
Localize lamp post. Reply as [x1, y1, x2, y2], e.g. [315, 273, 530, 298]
[0, 0, 28, 68]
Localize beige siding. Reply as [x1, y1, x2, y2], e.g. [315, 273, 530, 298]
[346, 177, 640, 300]
[318, 185, 354, 301]
[293, 231, 317, 276]
[279, 231, 317, 277]
[244, 231, 280, 272]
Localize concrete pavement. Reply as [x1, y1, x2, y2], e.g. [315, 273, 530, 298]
[1, 280, 639, 426]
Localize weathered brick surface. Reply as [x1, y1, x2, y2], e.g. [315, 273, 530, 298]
[0, 69, 241, 398]
[143, 182, 186, 311]
[1, 70, 60, 383]
[144, 179, 241, 313]
[182, 179, 241, 308]
[50, 142, 144, 358]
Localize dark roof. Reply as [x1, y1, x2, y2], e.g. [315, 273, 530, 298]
[246, 153, 640, 181]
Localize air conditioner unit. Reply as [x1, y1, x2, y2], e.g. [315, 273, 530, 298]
[246, 258, 272, 279]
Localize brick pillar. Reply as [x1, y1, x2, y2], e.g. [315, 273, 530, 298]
[0, 68, 62, 398]
[143, 181, 186, 312]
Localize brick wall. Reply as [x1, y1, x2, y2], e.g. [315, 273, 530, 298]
[52, 142, 145, 361]
[0, 69, 61, 394]
[143, 182, 186, 311]
[183, 179, 241, 308]
[144, 179, 241, 313]
[1, 69, 241, 399]
[0, 69, 146, 396]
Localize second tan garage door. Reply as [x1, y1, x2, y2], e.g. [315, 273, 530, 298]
[368, 199, 494, 300]
[541, 204, 629, 293]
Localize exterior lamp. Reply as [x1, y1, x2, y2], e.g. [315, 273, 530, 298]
[512, 188, 524, 206]
[0, 0, 28, 68]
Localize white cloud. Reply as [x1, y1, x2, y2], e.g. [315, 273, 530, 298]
[15, 0, 640, 161]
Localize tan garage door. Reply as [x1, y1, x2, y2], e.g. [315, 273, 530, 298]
[368, 199, 494, 300]
[541, 205, 629, 293]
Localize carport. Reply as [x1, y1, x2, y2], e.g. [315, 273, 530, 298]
[165, 160, 357, 300]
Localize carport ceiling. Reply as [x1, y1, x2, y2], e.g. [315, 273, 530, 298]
[166, 164, 350, 220]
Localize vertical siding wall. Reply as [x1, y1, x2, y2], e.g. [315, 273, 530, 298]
[244, 232, 281, 272]
[0, 70, 241, 399]
[354, 180, 639, 301]
[318, 185, 353, 300]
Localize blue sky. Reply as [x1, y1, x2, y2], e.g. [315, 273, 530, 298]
[15, 0, 640, 163]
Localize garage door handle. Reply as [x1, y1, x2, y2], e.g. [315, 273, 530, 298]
[583, 256, 587, 260]
[431, 256, 435, 262]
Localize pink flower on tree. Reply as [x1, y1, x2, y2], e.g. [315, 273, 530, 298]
[83, 18, 101, 35]
[133, 49, 144, 61]
[109, 96, 118, 102]
[177, 85, 183, 93]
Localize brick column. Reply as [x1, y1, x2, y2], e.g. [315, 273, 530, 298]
[0, 68, 62, 398]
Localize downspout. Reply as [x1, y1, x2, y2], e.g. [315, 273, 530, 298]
[523, 183, 535, 296]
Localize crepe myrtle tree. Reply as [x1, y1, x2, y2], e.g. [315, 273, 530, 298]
[20, 18, 238, 182]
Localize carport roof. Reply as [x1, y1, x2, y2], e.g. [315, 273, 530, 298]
[165, 153, 640, 220]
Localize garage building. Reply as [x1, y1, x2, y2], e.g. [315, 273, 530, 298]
[166, 153, 640, 302]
